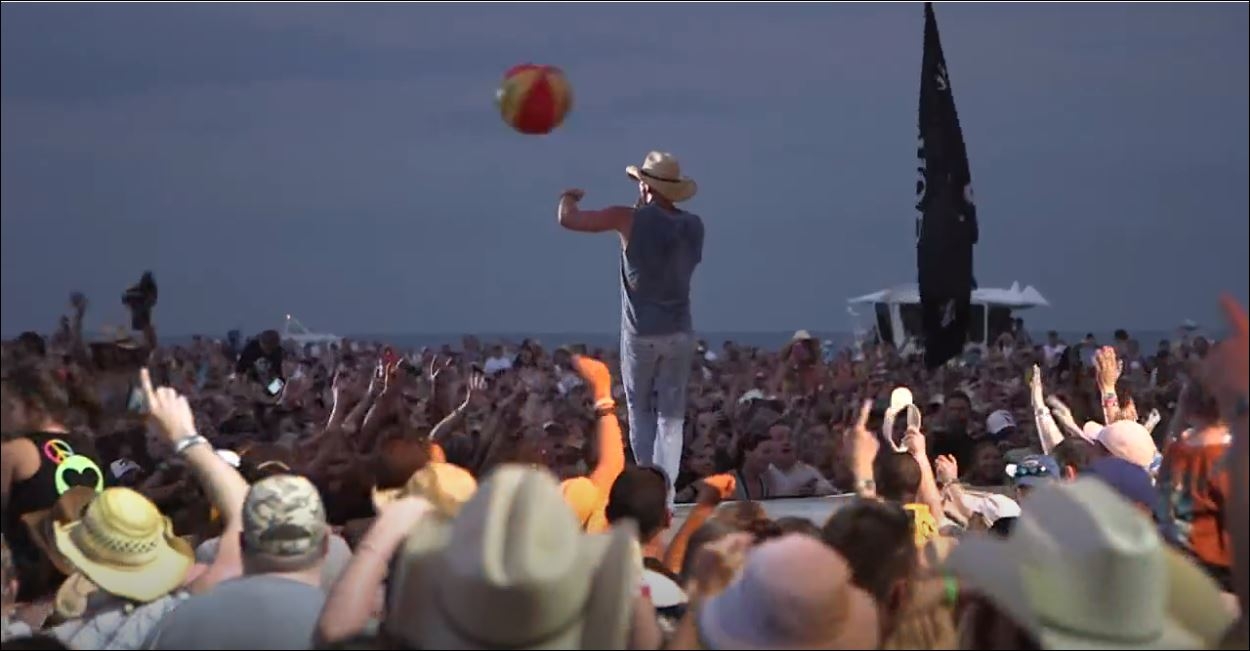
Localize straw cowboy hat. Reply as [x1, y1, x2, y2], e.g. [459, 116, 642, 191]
[386, 465, 638, 649]
[21, 486, 98, 576]
[626, 151, 697, 203]
[947, 478, 1221, 649]
[53, 487, 193, 604]
[371, 461, 478, 516]
[698, 534, 879, 649]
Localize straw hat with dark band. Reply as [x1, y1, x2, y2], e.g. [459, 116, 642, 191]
[53, 487, 193, 604]
[626, 151, 697, 203]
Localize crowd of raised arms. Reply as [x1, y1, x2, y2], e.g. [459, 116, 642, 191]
[1, 275, 1247, 650]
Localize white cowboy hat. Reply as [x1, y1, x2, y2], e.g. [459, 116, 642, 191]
[626, 151, 697, 203]
[386, 465, 637, 649]
[947, 478, 1216, 649]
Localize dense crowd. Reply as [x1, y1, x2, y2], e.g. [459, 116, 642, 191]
[1, 285, 1247, 650]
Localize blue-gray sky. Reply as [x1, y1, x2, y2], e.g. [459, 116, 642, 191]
[3, 3, 1247, 337]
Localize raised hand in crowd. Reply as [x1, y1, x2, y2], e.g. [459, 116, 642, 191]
[140, 368, 250, 593]
[1046, 394, 1086, 439]
[697, 473, 737, 507]
[848, 400, 878, 498]
[934, 454, 959, 487]
[429, 365, 486, 444]
[1094, 345, 1123, 423]
[1142, 407, 1162, 434]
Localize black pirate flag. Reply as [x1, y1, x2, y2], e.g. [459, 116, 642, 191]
[916, 2, 978, 369]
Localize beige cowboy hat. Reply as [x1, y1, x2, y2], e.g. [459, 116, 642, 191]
[53, 487, 193, 604]
[626, 151, 697, 203]
[947, 478, 1225, 649]
[386, 465, 638, 649]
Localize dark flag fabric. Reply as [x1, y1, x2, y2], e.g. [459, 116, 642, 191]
[916, 1, 979, 369]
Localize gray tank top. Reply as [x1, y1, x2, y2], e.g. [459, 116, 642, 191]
[619, 203, 704, 337]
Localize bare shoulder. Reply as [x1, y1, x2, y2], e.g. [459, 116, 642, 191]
[2, 437, 38, 457]
[2, 437, 41, 476]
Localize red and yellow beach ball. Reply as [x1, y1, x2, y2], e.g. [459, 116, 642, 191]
[496, 64, 572, 135]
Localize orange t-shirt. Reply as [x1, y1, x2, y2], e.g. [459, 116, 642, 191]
[561, 476, 609, 533]
[1157, 438, 1231, 568]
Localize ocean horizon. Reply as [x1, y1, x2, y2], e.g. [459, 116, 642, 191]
[260, 329, 1186, 352]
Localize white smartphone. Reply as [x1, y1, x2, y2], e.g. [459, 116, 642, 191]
[267, 378, 285, 397]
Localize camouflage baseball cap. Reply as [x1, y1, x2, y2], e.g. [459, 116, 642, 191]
[242, 474, 327, 558]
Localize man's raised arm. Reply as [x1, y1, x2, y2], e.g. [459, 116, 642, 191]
[556, 189, 632, 234]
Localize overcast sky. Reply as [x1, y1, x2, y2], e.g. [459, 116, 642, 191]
[2, 3, 1246, 338]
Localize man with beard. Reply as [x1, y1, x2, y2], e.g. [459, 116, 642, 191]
[927, 391, 976, 469]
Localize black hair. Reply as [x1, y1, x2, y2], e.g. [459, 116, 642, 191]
[735, 430, 772, 471]
[605, 466, 669, 541]
[873, 451, 922, 503]
[15, 332, 47, 358]
[989, 516, 1018, 538]
[945, 391, 972, 407]
[821, 499, 916, 605]
[1, 636, 70, 650]
[1052, 438, 1097, 475]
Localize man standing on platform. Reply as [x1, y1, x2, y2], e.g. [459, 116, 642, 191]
[557, 151, 704, 496]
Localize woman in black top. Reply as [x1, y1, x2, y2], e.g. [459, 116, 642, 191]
[1, 362, 105, 600]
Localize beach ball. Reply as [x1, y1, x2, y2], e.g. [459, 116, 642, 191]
[496, 64, 572, 135]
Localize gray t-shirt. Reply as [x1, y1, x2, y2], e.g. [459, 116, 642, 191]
[619, 202, 704, 337]
[148, 575, 325, 650]
[194, 534, 352, 590]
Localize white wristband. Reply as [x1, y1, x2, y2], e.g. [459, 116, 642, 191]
[172, 435, 209, 457]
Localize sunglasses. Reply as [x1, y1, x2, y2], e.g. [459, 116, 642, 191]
[1005, 462, 1052, 479]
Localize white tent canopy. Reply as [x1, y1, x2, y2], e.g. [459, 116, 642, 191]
[282, 314, 341, 346]
[847, 281, 1050, 310]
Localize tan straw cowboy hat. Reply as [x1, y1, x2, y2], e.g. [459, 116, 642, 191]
[53, 487, 193, 603]
[626, 151, 697, 203]
[371, 461, 478, 516]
